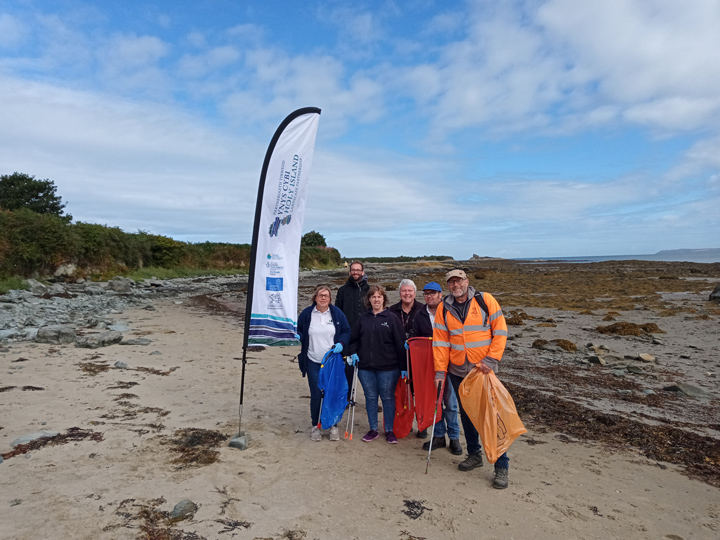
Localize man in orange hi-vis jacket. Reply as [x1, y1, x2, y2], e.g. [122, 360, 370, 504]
[432, 268, 510, 489]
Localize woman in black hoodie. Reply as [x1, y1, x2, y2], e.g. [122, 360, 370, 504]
[347, 285, 406, 444]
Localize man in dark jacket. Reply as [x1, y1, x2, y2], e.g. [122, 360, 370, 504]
[409, 282, 462, 455]
[335, 261, 370, 329]
[335, 261, 370, 394]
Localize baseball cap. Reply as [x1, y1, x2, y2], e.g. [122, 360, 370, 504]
[422, 282, 442, 292]
[445, 269, 467, 281]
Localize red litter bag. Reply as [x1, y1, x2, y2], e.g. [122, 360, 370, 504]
[392, 375, 414, 438]
[408, 337, 442, 432]
[458, 368, 527, 463]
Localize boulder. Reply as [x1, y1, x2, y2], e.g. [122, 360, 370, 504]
[36, 325, 77, 344]
[75, 331, 123, 349]
[710, 284, 720, 302]
[663, 382, 714, 398]
[54, 263, 77, 278]
[108, 277, 135, 293]
[25, 279, 48, 296]
[169, 499, 198, 521]
[0, 329, 19, 341]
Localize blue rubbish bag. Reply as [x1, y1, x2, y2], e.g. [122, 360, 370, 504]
[318, 350, 349, 429]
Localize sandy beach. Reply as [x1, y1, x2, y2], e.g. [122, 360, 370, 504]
[1, 260, 719, 540]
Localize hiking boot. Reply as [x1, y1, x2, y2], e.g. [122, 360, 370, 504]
[329, 426, 340, 441]
[493, 468, 509, 489]
[362, 429, 379, 442]
[385, 431, 398, 444]
[422, 436, 446, 451]
[449, 438, 463, 455]
[458, 453, 484, 471]
[416, 428, 428, 439]
[310, 426, 322, 442]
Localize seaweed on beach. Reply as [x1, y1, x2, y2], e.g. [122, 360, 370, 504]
[0, 386, 16, 392]
[22, 385, 44, 391]
[107, 381, 140, 389]
[596, 322, 664, 336]
[164, 428, 227, 468]
[215, 518, 252, 534]
[0, 427, 104, 460]
[402, 499, 431, 520]
[104, 497, 207, 540]
[135, 366, 179, 376]
[505, 382, 720, 487]
[78, 361, 111, 375]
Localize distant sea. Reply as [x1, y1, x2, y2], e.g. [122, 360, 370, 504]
[515, 248, 720, 264]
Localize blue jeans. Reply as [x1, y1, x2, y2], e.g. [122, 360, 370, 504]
[358, 369, 400, 432]
[432, 379, 461, 440]
[306, 361, 322, 426]
[448, 372, 510, 470]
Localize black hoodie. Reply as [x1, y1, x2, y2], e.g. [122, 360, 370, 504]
[348, 309, 406, 371]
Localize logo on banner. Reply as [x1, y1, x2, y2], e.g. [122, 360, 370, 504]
[267, 293, 283, 309]
[265, 262, 283, 276]
[266, 277, 283, 291]
[268, 215, 292, 237]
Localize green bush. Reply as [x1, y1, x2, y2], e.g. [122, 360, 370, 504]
[299, 246, 342, 269]
[0, 208, 77, 277]
[0, 209, 338, 280]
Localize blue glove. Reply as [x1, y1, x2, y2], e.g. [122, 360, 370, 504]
[333, 343, 343, 354]
[404, 341, 410, 350]
[294, 333, 301, 341]
[401, 371, 408, 379]
[347, 353, 359, 366]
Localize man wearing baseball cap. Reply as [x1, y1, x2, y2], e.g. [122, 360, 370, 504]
[432, 269, 511, 489]
[409, 282, 462, 455]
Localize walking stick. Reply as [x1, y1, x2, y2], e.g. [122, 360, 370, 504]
[344, 365, 359, 440]
[425, 377, 445, 474]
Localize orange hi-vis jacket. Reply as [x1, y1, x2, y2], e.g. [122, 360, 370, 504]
[432, 291, 508, 373]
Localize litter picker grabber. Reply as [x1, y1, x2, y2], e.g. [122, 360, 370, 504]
[344, 364, 359, 440]
[425, 376, 445, 474]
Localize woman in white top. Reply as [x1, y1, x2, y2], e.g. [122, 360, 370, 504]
[296, 285, 351, 441]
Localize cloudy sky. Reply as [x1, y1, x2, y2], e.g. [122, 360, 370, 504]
[1, 0, 719, 259]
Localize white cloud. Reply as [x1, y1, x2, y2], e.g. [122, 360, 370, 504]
[0, 75, 262, 240]
[0, 13, 25, 48]
[177, 46, 241, 78]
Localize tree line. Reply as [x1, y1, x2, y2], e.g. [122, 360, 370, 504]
[0, 172, 340, 280]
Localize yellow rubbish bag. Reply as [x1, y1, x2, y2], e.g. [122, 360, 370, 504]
[458, 368, 527, 463]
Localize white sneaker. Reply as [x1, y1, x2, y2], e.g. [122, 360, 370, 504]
[310, 426, 322, 442]
[329, 426, 340, 441]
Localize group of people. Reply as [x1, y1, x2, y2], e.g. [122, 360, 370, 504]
[295, 262, 511, 489]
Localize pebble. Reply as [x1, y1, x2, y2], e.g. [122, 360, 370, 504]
[169, 499, 198, 520]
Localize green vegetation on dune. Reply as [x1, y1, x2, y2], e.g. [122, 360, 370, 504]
[0, 208, 342, 283]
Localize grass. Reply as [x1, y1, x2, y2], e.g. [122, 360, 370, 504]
[125, 266, 248, 281]
[0, 276, 28, 294]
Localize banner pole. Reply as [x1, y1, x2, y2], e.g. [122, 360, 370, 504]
[230, 107, 321, 451]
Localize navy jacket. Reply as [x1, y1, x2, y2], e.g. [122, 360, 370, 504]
[409, 306, 433, 338]
[348, 309, 406, 372]
[297, 303, 351, 377]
